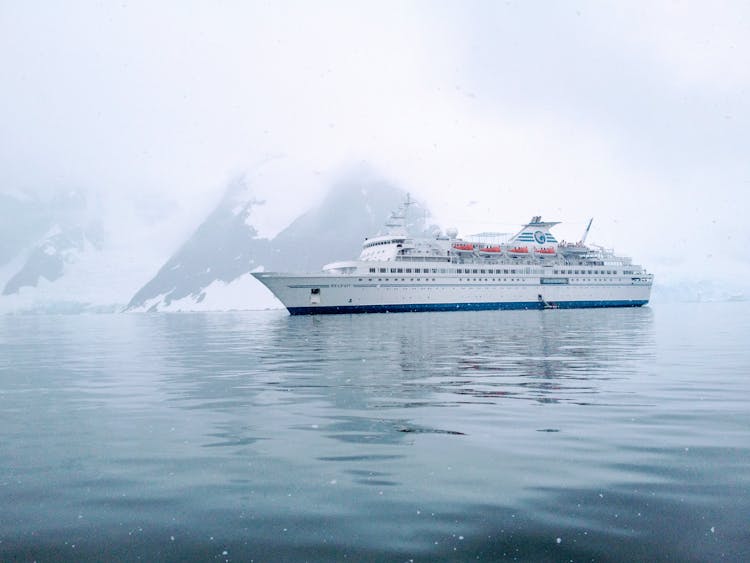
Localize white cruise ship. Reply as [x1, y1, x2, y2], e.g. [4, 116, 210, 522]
[253, 196, 653, 315]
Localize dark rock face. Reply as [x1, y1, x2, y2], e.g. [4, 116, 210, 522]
[126, 180, 272, 310]
[1, 190, 100, 296]
[3, 227, 95, 295]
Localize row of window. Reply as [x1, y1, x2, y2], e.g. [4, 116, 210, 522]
[363, 238, 404, 248]
[369, 267, 524, 275]
[356, 277, 617, 284]
[553, 269, 618, 275]
[367, 267, 622, 275]
[358, 278, 531, 283]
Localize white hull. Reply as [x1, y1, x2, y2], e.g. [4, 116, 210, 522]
[253, 271, 652, 315]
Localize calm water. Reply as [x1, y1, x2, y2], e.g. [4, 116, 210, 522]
[1, 303, 749, 562]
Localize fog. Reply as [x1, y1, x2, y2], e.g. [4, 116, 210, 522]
[1, 1, 749, 294]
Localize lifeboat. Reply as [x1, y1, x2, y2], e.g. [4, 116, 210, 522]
[478, 246, 502, 255]
[534, 247, 556, 256]
[508, 246, 529, 255]
[452, 243, 475, 252]
[558, 242, 589, 255]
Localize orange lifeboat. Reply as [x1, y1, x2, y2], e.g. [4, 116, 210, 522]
[479, 246, 502, 255]
[452, 243, 475, 252]
[534, 247, 556, 256]
[508, 246, 529, 254]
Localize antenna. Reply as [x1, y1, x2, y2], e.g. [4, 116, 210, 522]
[581, 218, 593, 244]
[383, 193, 413, 235]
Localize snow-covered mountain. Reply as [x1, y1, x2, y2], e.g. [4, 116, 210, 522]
[124, 178, 273, 312]
[3, 224, 102, 296]
[125, 173, 428, 312]
[0, 191, 113, 313]
[0, 189, 181, 314]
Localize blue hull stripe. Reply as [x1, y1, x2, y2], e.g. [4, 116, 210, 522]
[287, 300, 649, 315]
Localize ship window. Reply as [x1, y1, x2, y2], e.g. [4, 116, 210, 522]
[390, 268, 396, 273]
[472, 269, 478, 274]
[379, 268, 386, 273]
[397, 268, 403, 273]
[406, 268, 412, 273]
[369, 268, 376, 273]
[480, 269, 486, 274]
[311, 288, 320, 295]
[457, 269, 463, 273]
[510, 269, 516, 274]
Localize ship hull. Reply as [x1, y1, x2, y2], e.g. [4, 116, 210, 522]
[253, 272, 652, 315]
[286, 300, 647, 315]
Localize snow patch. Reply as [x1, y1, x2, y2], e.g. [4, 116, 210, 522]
[147, 272, 282, 312]
[0, 233, 167, 314]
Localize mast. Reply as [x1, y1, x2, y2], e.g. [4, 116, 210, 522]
[383, 193, 413, 236]
[581, 218, 593, 244]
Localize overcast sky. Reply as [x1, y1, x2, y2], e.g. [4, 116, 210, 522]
[1, 1, 748, 282]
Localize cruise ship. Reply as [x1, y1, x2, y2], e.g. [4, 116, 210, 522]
[253, 197, 653, 315]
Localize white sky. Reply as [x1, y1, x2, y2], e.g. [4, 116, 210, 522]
[1, 0, 748, 284]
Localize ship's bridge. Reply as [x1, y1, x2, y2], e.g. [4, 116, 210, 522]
[359, 235, 408, 261]
[322, 260, 359, 274]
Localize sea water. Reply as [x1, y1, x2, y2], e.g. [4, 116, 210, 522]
[1, 303, 748, 561]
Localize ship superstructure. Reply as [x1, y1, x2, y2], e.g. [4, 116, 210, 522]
[253, 196, 653, 315]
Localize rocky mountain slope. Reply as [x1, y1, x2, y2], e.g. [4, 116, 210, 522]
[125, 173, 427, 312]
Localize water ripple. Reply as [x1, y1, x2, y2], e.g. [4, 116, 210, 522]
[1, 304, 749, 561]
